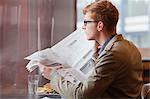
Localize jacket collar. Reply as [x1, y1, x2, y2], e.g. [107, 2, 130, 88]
[98, 34, 124, 58]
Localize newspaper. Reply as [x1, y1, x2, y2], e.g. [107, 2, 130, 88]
[25, 29, 94, 83]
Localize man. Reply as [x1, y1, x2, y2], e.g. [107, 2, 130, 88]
[39, 0, 143, 98]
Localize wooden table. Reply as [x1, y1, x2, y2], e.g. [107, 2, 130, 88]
[1, 94, 61, 99]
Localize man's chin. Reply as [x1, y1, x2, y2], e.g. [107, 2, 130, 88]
[86, 35, 95, 40]
[86, 38, 93, 40]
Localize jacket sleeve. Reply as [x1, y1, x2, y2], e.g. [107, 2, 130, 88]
[50, 51, 118, 99]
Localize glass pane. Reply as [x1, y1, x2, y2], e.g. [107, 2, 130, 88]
[112, 0, 150, 48]
[76, 0, 150, 48]
[77, 0, 95, 28]
[0, 0, 76, 97]
[127, 0, 148, 17]
[0, 0, 53, 96]
[0, 0, 30, 95]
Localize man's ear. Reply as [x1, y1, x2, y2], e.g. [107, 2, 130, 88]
[97, 21, 104, 31]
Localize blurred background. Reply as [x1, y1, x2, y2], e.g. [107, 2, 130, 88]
[77, 0, 150, 48]
[0, 0, 150, 97]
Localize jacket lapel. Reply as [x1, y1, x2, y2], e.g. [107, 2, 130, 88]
[98, 34, 124, 59]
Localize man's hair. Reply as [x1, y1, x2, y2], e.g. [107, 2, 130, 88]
[83, 0, 119, 32]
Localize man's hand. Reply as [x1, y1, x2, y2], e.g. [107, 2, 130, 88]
[38, 63, 63, 80]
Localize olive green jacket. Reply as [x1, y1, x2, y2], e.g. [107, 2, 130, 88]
[50, 34, 143, 99]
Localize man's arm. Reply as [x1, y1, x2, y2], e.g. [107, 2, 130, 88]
[50, 51, 118, 99]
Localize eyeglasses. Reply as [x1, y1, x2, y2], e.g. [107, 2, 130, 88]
[84, 20, 99, 26]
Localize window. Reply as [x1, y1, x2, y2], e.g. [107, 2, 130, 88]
[77, 0, 150, 48]
[112, 0, 150, 48]
[77, 0, 95, 28]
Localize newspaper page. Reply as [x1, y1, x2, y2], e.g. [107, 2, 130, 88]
[25, 48, 70, 72]
[56, 68, 87, 84]
[25, 28, 94, 82]
[51, 28, 94, 69]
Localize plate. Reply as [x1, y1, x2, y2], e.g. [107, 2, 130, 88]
[37, 93, 61, 98]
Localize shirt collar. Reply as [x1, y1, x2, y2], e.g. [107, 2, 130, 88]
[99, 34, 116, 54]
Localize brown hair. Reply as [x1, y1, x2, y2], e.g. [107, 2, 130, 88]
[83, 0, 119, 32]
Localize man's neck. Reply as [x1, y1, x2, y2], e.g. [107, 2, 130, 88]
[97, 31, 116, 45]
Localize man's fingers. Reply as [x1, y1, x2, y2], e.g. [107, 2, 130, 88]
[55, 65, 63, 70]
[38, 63, 47, 74]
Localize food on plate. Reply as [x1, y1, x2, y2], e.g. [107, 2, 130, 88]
[37, 83, 54, 94]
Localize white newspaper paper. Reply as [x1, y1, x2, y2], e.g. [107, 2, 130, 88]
[25, 29, 94, 83]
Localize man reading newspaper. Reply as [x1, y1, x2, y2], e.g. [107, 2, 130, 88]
[25, 28, 94, 85]
[25, 1, 143, 98]
[34, 1, 143, 99]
